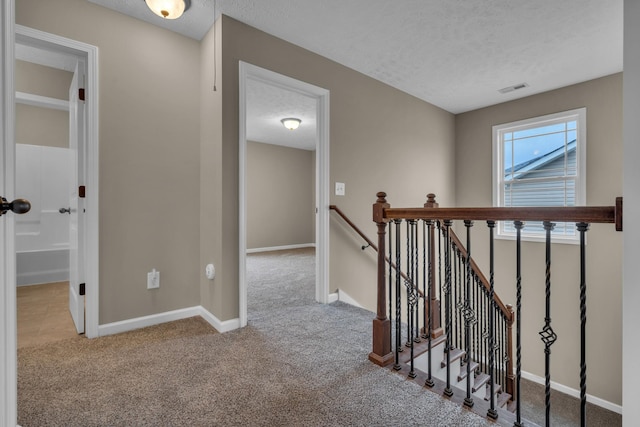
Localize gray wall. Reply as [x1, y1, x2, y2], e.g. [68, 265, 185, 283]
[455, 73, 623, 405]
[17, 0, 202, 324]
[246, 141, 314, 250]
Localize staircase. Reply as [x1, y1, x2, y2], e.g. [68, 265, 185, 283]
[361, 191, 622, 427]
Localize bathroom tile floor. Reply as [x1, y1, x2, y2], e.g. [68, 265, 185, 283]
[17, 282, 81, 348]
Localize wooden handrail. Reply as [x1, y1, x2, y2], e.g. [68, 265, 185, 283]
[330, 205, 423, 298]
[384, 198, 623, 231]
[330, 205, 378, 252]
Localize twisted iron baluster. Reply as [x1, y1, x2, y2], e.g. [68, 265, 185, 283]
[486, 220, 498, 419]
[463, 220, 475, 408]
[539, 221, 557, 427]
[414, 221, 421, 344]
[388, 218, 393, 355]
[438, 221, 443, 328]
[453, 245, 459, 349]
[425, 220, 435, 388]
[514, 221, 524, 427]
[443, 220, 454, 397]
[393, 219, 402, 371]
[577, 222, 590, 427]
[422, 221, 428, 340]
[407, 220, 417, 378]
[406, 221, 412, 348]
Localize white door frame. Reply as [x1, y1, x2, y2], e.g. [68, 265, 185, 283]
[238, 62, 330, 327]
[1, 14, 99, 425]
[1, 1, 18, 424]
[14, 25, 99, 338]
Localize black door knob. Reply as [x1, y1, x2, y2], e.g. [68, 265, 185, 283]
[0, 197, 31, 216]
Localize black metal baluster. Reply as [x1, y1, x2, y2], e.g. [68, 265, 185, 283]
[422, 221, 427, 340]
[406, 221, 412, 348]
[539, 221, 557, 427]
[453, 245, 459, 349]
[443, 220, 454, 397]
[479, 280, 484, 375]
[388, 218, 393, 355]
[514, 221, 524, 427]
[393, 219, 402, 371]
[463, 220, 475, 407]
[485, 220, 498, 419]
[474, 273, 479, 377]
[414, 221, 421, 344]
[577, 222, 589, 427]
[438, 221, 443, 328]
[425, 220, 435, 388]
[408, 220, 417, 379]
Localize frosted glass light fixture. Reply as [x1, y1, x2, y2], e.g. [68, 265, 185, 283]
[145, 0, 190, 19]
[281, 118, 301, 130]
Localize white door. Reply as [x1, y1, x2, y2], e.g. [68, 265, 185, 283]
[68, 61, 85, 334]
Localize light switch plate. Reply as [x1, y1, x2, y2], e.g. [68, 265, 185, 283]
[335, 182, 345, 196]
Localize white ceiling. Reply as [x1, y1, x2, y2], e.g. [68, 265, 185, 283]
[246, 79, 317, 150]
[87, 0, 623, 148]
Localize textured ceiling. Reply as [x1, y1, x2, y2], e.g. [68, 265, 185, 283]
[86, 0, 623, 149]
[88, 0, 623, 114]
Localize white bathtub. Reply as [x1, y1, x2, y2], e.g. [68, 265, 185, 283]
[15, 144, 72, 286]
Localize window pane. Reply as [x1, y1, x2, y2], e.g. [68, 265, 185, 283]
[513, 122, 566, 139]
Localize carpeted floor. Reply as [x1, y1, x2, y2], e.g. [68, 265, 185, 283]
[17, 248, 621, 426]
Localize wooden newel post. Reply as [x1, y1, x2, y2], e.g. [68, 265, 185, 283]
[506, 304, 516, 399]
[369, 192, 394, 366]
[425, 193, 443, 338]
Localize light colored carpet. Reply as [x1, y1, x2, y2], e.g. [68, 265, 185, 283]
[18, 248, 492, 426]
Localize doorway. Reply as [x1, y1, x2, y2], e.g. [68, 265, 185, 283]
[238, 62, 330, 327]
[14, 25, 99, 338]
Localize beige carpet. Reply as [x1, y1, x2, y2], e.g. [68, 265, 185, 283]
[18, 248, 492, 426]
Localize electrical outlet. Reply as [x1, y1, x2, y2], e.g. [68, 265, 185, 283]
[335, 182, 345, 196]
[147, 269, 160, 289]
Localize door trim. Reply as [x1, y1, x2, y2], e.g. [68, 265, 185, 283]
[1, 1, 17, 424]
[15, 25, 100, 339]
[238, 61, 330, 327]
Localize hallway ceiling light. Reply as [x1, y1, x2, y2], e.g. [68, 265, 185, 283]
[281, 118, 301, 130]
[145, 0, 190, 19]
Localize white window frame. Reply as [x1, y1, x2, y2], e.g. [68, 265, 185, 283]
[492, 108, 587, 244]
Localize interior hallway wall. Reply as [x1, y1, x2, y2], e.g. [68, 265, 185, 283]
[17, 0, 202, 324]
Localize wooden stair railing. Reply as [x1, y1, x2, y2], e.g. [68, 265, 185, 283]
[370, 192, 622, 427]
[329, 205, 424, 299]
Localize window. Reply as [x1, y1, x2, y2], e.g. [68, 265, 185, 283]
[492, 108, 586, 243]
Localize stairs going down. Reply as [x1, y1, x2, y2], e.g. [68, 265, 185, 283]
[392, 333, 513, 413]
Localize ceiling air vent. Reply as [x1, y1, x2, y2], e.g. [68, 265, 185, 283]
[498, 83, 529, 94]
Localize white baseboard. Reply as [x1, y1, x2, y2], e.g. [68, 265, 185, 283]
[329, 289, 368, 310]
[98, 306, 241, 337]
[196, 306, 241, 332]
[246, 243, 315, 254]
[521, 370, 622, 414]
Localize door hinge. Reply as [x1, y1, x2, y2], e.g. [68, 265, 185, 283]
[79, 186, 86, 198]
[79, 283, 86, 296]
[79, 88, 85, 101]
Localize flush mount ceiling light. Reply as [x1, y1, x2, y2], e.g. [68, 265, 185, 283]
[281, 118, 301, 130]
[145, 0, 191, 19]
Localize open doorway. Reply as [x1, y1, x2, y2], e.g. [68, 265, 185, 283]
[238, 62, 330, 327]
[14, 51, 79, 345]
[14, 25, 99, 339]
